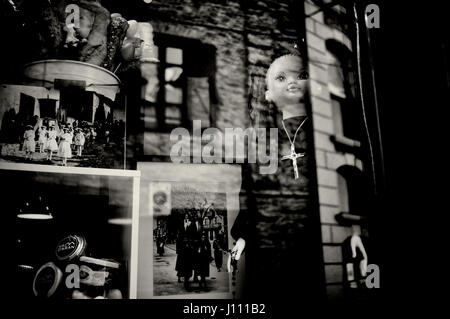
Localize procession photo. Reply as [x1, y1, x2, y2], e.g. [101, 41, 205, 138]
[152, 185, 229, 296]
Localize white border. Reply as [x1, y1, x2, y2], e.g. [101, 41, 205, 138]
[0, 162, 139, 177]
[136, 162, 242, 300]
[129, 174, 140, 298]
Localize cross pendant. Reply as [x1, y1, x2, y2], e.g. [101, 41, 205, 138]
[281, 144, 304, 179]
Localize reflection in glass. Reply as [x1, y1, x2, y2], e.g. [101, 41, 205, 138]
[141, 62, 159, 103]
[165, 67, 183, 83]
[165, 106, 182, 125]
[165, 85, 183, 104]
[166, 47, 183, 65]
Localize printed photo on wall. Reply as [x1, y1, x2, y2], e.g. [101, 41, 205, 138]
[0, 163, 140, 299]
[0, 81, 126, 169]
[153, 183, 229, 296]
[137, 163, 242, 299]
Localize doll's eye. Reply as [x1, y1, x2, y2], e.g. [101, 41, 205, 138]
[276, 75, 286, 81]
[298, 71, 309, 80]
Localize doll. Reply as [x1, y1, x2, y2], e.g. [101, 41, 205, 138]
[228, 54, 310, 269]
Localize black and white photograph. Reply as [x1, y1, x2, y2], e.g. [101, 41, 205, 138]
[0, 83, 127, 168]
[137, 163, 242, 299]
[1, 0, 448, 313]
[152, 184, 229, 296]
[0, 0, 133, 169]
[1, 163, 140, 299]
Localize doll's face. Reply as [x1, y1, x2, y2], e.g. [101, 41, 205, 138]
[265, 55, 309, 106]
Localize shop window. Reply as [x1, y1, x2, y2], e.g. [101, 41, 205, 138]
[141, 34, 219, 132]
[337, 165, 368, 215]
[326, 39, 362, 142]
[310, 0, 353, 35]
[141, 41, 185, 130]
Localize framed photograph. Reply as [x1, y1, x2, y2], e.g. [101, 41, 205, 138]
[0, 163, 140, 299]
[136, 162, 243, 299]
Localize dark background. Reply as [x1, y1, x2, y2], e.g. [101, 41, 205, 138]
[367, 0, 448, 306]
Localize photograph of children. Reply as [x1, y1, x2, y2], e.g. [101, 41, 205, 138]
[0, 0, 136, 170]
[0, 87, 126, 169]
[152, 184, 229, 296]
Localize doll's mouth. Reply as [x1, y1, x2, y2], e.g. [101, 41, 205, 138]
[287, 86, 302, 92]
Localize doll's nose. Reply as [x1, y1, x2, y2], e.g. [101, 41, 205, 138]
[288, 75, 300, 84]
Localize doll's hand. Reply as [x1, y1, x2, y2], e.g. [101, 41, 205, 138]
[351, 234, 368, 277]
[360, 258, 368, 277]
[227, 238, 245, 272]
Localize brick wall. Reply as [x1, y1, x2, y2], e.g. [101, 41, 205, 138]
[304, 0, 365, 300]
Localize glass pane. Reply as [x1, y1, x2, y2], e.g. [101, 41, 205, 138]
[166, 47, 183, 65]
[153, 45, 159, 60]
[143, 103, 157, 129]
[141, 62, 159, 103]
[187, 77, 210, 127]
[142, 43, 158, 61]
[165, 67, 183, 83]
[164, 85, 183, 104]
[165, 106, 181, 125]
[337, 173, 349, 212]
[327, 60, 346, 98]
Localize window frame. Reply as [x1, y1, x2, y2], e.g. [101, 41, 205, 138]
[142, 33, 191, 132]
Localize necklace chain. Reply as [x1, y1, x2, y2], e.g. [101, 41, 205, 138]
[281, 117, 307, 150]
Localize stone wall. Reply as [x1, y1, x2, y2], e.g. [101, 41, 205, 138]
[304, 0, 367, 300]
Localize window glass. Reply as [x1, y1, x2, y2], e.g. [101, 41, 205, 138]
[165, 106, 182, 125]
[164, 85, 183, 104]
[166, 47, 183, 65]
